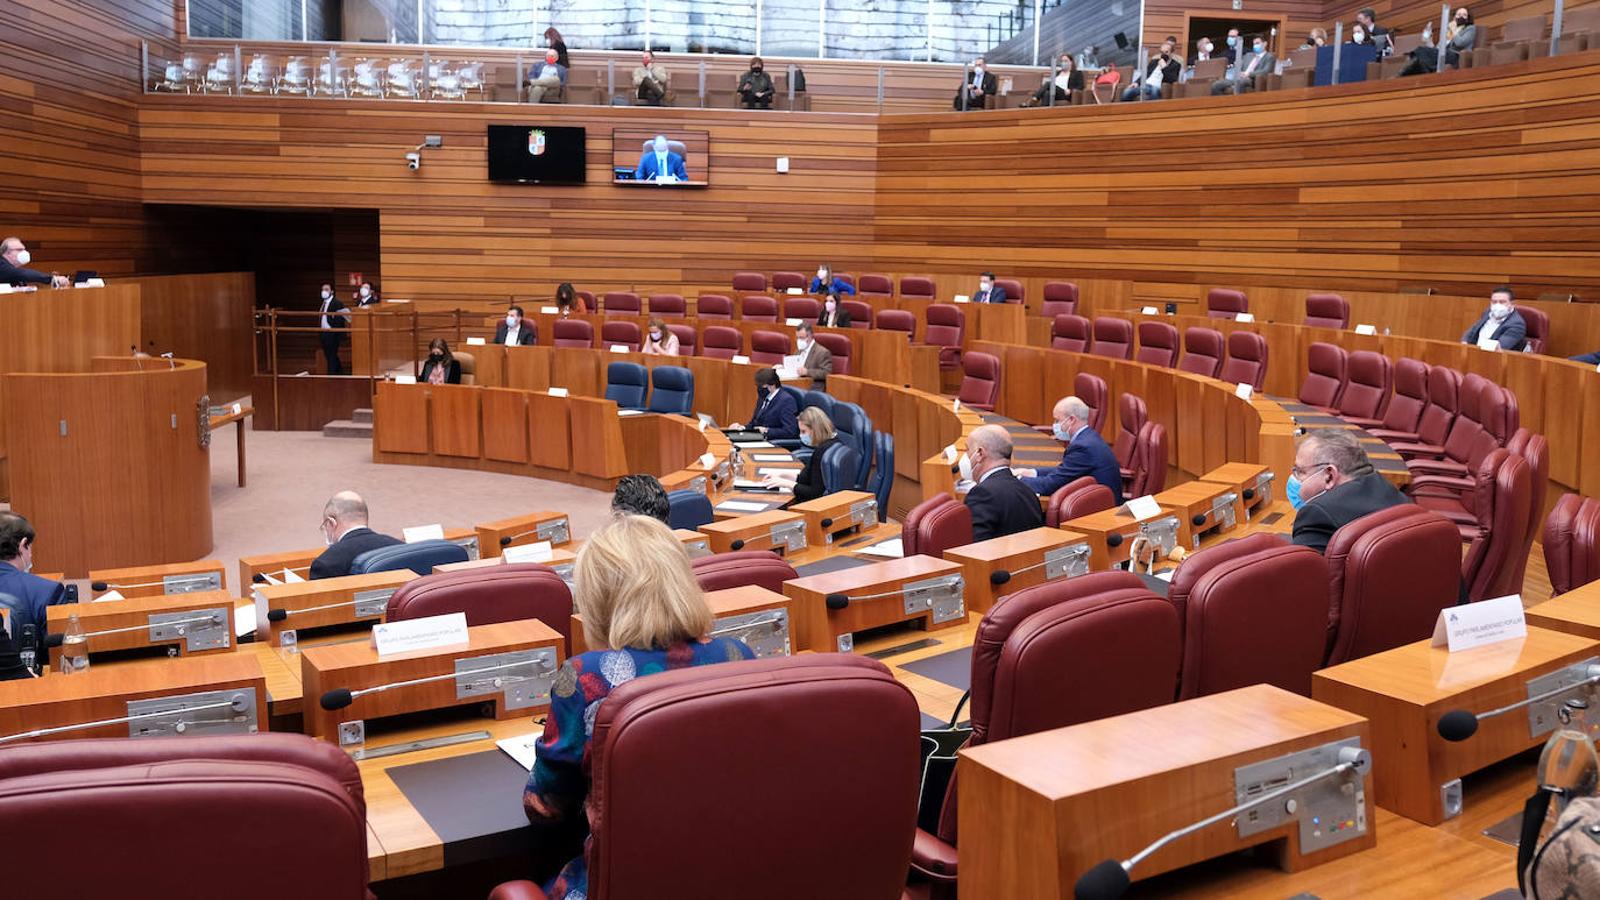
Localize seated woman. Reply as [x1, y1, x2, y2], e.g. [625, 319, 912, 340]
[554, 282, 588, 316]
[809, 264, 855, 296]
[817, 291, 852, 329]
[418, 338, 460, 384]
[642, 317, 679, 355]
[769, 406, 839, 505]
[522, 515, 755, 900]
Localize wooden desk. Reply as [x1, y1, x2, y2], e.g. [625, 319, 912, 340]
[943, 527, 1092, 614]
[783, 554, 967, 653]
[88, 559, 227, 599]
[208, 403, 254, 486]
[1525, 579, 1600, 638]
[45, 590, 235, 667]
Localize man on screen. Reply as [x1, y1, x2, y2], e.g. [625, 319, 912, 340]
[635, 135, 688, 183]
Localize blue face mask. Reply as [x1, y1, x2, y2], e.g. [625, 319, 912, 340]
[1287, 473, 1305, 511]
[1053, 421, 1071, 441]
[800, 432, 814, 447]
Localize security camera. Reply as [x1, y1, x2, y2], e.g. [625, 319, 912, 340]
[405, 152, 421, 171]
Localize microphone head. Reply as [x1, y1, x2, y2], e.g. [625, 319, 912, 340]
[825, 593, 850, 611]
[266, 608, 288, 623]
[730, 539, 745, 551]
[1437, 709, 1479, 742]
[499, 535, 514, 546]
[43, 633, 64, 649]
[1075, 860, 1131, 900]
[90, 581, 108, 592]
[1242, 488, 1256, 501]
[990, 570, 1012, 586]
[1106, 532, 1124, 548]
[251, 573, 267, 584]
[820, 517, 833, 528]
[1191, 514, 1206, 527]
[320, 688, 354, 711]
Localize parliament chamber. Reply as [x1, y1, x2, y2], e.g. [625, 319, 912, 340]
[12, 0, 1600, 897]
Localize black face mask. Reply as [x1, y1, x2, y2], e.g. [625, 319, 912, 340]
[430, 351, 443, 359]
[1161, 51, 1170, 59]
[753, 66, 763, 73]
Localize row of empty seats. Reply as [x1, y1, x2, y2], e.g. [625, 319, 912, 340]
[1051, 317, 1270, 390]
[153, 53, 488, 100]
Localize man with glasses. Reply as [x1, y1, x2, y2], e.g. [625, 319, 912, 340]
[1288, 429, 1408, 554]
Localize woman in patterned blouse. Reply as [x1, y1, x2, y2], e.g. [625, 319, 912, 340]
[522, 514, 754, 900]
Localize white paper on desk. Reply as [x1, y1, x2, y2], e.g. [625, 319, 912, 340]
[1355, 324, 1377, 336]
[403, 523, 445, 543]
[466, 337, 487, 346]
[1141, 306, 1159, 315]
[757, 467, 797, 476]
[944, 444, 958, 464]
[617, 408, 645, 416]
[257, 571, 281, 587]
[776, 368, 803, 381]
[234, 604, 256, 637]
[782, 354, 803, 371]
[952, 398, 961, 413]
[498, 729, 546, 771]
[716, 500, 771, 513]
[540, 306, 559, 315]
[94, 589, 126, 603]
[504, 541, 554, 564]
[731, 354, 751, 365]
[953, 294, 970, 304]
[699, 452, 718, 469]
[786, 288, 803, 296]
[547, 387, 569, 398]
[785, 317, 803, 327]
[1235, 312, 1255, 323]
[737, 440, 776, 449]
[734, 478, 790, 493]
[281, 569, 305, 583]
[1477, 335, 1501, 352]
[752, 453, 791, 462]
[1126, 495, 1162, 521]
[858, 538, 905, 558]
[609, 344, 630, 354]
[1154, 569, 1176, 583]
[1234, 382, 1254, 400]
[394, 375, 417, 385]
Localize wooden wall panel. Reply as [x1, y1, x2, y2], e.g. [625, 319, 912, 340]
[132, 272, 255, 400]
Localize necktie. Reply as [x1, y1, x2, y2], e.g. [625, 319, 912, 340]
[1245, 54, 1261, 76]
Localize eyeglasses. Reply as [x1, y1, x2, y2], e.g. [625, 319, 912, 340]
[1291, 461, 1336, 479]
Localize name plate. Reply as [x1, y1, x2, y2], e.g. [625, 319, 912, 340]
[609, 344, 630, 353]
[547, 387, 569, 398]
[503, 541, 553, 564]
[540, 305, 560, 314]
[1355, 324, 1377, 335]
[394, 375, 417, 385]
[785, 317, 803, 326]
[1234, 382, 1254, 400]
[403, 523, 445, 543]
[731, 354, 751, 365]
[1432, 594, 1527, 652]
[953, 294, 970, 304]
[786, 287, 803, 295]
[1141, 306, 1159, 315]
[466, 337, 487, 346]
[372, 611, 469, 658]
[1236, 312, 1255, 323]
[1477, 335, 1501, 352]
[1125, 495, 1162, 521]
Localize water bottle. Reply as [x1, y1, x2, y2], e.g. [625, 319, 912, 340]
[59, 613, 90, 674]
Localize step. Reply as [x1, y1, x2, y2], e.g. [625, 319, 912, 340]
[352, 408, 374, 424]
[322, 420, 373, 439]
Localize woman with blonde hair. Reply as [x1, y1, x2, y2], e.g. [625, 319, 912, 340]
[767, 405, 839, 505]
[522, 515, 753, 900]
[642, 317, 679, 355]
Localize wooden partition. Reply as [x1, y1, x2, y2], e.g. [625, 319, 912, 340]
[130, 272, 255, 400]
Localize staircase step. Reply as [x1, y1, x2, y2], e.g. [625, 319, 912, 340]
[351, 408, 374, 424]
[322, 420, 373, 439]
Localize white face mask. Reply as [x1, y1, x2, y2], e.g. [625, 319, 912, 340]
[958, 452, 975, 482]
[979, 282, 992, 292]
[825, 300, 836, 311]
[650, 330, 662, 341]
[15, 250, 31, 266]
[321, 289, 332, 300]
[797, 337, 811, 351]
[1353, 29, 1366, 42]
[359, 286, 371, 297]
[1490, 303, 1511, 320]
[817, 270, 827, 280]
[322, 520, 336, 546]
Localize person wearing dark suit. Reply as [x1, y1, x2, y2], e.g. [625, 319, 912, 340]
[973, 271, 1008, 304]
[1016, 396, 1125, 503]
[495, 306, 535, 346]
[419, 338, 462, 385]
[315, 283, 349, 375]
[310, 492, 403, 580]
[635, 135, 688, 182]
[1289, 429, 1409, 555]
[354, 281, 380, 307]
[1122, 40, 1182, 101]
[962, 425, 1047, 541]
[953, 57, 998, 110]
[733, 368, 799, 441]
[1461, 286, 1528, 352]
[818, 292, 852, 329]
[0, 513, 66, 679]
[773, 407, 838, 504]
[809, 265, 856, 296]
[0, 237, 67, 288]
[793, 322, 833, 390]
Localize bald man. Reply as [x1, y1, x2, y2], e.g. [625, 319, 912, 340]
[1015, 396, 1124, 504]
[309, 491, 403, 579]
[1, 237, 68, 288]
[961, 424, 1046, 542]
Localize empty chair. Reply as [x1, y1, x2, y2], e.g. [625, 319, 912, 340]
[1395, 373, 1493, 472]
[601, 320, 641, 351]
[1349, 357, 1426, 431]
[1545, 494, 1600, 596]
[820, 440, 863, 493]
[1041, 282, 1079, 318]
[832, 401, 874, 488]
[783, 297, 821, 321]
[841, 300, 873, 328]
[1371, 364, 1459, 445]
[1113, 393, 1148, 488]
[1335, 352, 1393, 421]
[1520, 306, 1550, 354]
[995, 279, 1024, 304]
[924, 304, 966, 370]
[1206, 288, 1249, 319]
[691, 550, 797, 593]
[1507, 432, 1551, 593]
[696, 294, 733, 318]
[1323, 505, 1464, 665]
[835, 273, 856, 290]
[667, 323, 697, 355]
[771, 271, 806, 292]
[1298, 342, 1350, 409]
[1461, 449, 1533, 602]
[1135, 321, 1180, 367]
[1090, 317, 1134, 360]
[1304, 293, 1350, 329]
[667, 489, 714, 531]
[1051, 314, 1092, 352]
[1075, 372, 1108, 432]
[740, 295, 779, 322]
[605, 361, 649, 410]
[700, 325, 742, 359]
[1219, 331, 1268, 391]
[1167, 534, 1328, 698]
[749, 330, 791, 365]
[875, 308, 916, 337]
[603, 291, 641, 317]
[902, 495, 972, 558]
[957, 351, 1001, 411]
[899, 276, 935, 300]
[552, 318, 594, 348]
[867, 431, 894, 515]
[387, 564, 573, 645]
[647, 366, 694, 414]
[857, 273, 893, 297]
[648, 293, 686, 317]
[1178, 327, 1225, 378]
[731, 272, 767, 292]
[1046, 475, 1116, 527]
[814, 332, 852, 375]
[1128, 422, 1168, 496]
[350, 540, 469, 576]
[802, 389, 837, 419]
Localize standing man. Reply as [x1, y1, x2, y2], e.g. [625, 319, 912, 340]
[1461, 286, 1527, 352]
[309, 491, 403, 579]
[792, 322, 833, 389]
[1014, 396, 1124, 503]
[0, 237, 69, 288]
[633, 51, 671, 106]
[316, 283, 349, 375]
[961, 425, 1046, 541]
[496, 305, 535, 345]
[974, 272, 1008, 303]
[1356, 8, 1392, 55]
[635, 135, 688, 183]
[1223, 28, 1242, 64]
[953, 57, 997, 110]
[738, 57, 775, 109]
[525, 48, 567, 103]
[0, 512, 66, 679]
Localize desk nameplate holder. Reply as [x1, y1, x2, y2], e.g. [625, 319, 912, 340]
[1526, 656, 1600, 739]
[165, 571, 224, 594]
[450, 535, 481, 560]
[1043, 544, 1092, 581]
[272, 586, 398, 653]
[126, 689, 258, 739]
[339, 648, 559, 749]
[148, 607, 232, 653]
[1233, 737, 1368, 852]
[535, 518, 570, 546]
[710, 609, 791, 658]
[773, 520, 807, 554]
[1141, 516, 1182, 557]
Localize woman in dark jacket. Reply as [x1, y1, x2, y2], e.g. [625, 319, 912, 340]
[817, 291, 852, 329]
[419, 338, 461, 384]
[544, 27, 570, 68]
[555, 282, 588, 316]
[773, 407, 839, 505]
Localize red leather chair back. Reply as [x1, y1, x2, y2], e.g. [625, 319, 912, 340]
[1178, 327, 1225, 378]
[875, 308, 916, 337]
[771, 271, 806, 292]
[857, 273, 893, 296]
[1135, 321, 1180, 367]
[1219, 331, 1269, 391]
[0, 734, 369, 898]
[667, 323, 697, 355]
[648, 293, 686, 317]
[783, 297, 821, 320]
[1304, 293, 1350, 329]
[1206, 288, 1248, 318]
[1046, 475, 1116, 527]
[583, 656, 919, 900]
[995, 279, 1024, 303]
[731, 272, 767, 292]
[1041, 281, 1079, 318]
[841, 300, 872, 328]
[553, 318, 594, 348]
[740, 295, 779, 322]
[1051, 314, 1091, 352]
[1414, 365, 1462, 445]
[691, 550, 798, 593]
[1113, 393, 1148, 470]
[814, 332, 852, 375]
[1298, 342, 1349, 408]
[1167, 534, 1328, 698]
[1507, 430, 1550, 592]
[696, 294, 733, 318]
[1437, 373, 1491, 464]
[700, 325, 742, 359]
[1339, 351, 1393, 420]
[1075, 372, 1108, 432]
[924, 303, 965, 347]
[750, 330, 792, 365]
[957, 351, 1001, 411]
[1521, 306, 1549, 354]
[1090, 316, 1134, 360]
[1545, 493, 1600, 596]
[1462, 449, 1533, 602]
[387, 563, 574, 647]
[575, 290, 597, 313]
[899, 276, 935, 299]
[1324, 505, 1464, 665]
[1377, 357, 1429, 432]
[603, 291, 640, 317]
[1129, 422, 1168, 496]
[902, 495, 972, 558]
[600, 320, 641, 351]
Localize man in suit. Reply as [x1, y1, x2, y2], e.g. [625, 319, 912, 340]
[1461, 286, 1527, 352]
[962, 425, 1046, 541]
[1, 237, 68, 288]
[495, 305, 535, 345]
[1122, 39, 1182, 101]
[309, 491, 402, 579]
[1290, 429, 1409, 555]
[974, 271, 1008, 304]
[953, 57, 997, 110]
[635, 135, 688, 182]
[315, 283, 349, 375]
[732, 368, 799, 441]
[793, 322, 833, 389]
[1212, 36, 1276, 94]
[632, 51, 671, 106]
[0, 512, 66, 679]
[1015, 396, 1125, 503]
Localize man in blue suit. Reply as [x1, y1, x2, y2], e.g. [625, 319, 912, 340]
[0, 512, 66, 678]
[973, 271, 1008, 303]
[635, 135, 689, 183]
[1460, 285, 1527, 352]
[733, 368, 799, 441]
[1016, 396, 1124, 503]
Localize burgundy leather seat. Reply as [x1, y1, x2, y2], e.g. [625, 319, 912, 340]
[1413, 427, 1543, 538]
[1350, 357, 1426, 431]
[1401, 375, 1500, 478]
[648, 293, 686, 318]
[858, 274, 893, 297]
[835, 273, 856, 290]
[1507, 432, 1551, 592]
[1178, 327, 1225, 378]
[1219, 331, 1269, 391]
[1371, 364, 1459, 446]
[876, 308, 916, 337]
[924, 304, 966, 370]
[912, 573, 1181, 888]
[771, 271, 806, 292]
[815, 332, 852, 375]
[1046, 475, 1116, 527]
[692, 550, 798, 593]
[1135, 321, 1180, 368]
[696, 294, 733, 319]
[1298, 342, 1349, 409]
[1167, 534, 1328, 698]
[1206, 288, 1248, 319]
[1051, 314, 1091, 352]
[575, 290, 597, 313]
[1337, 351, 1393, 420]
[1041, 281, 1079, 318]
[741, 295, 779, 323]
[750, 330, 792, 365]
[600, 320, 641, 351]
[1128, 421, 1168, 496]
[1323, 505, 1464, 665]
[731, 272, 767, 292]
[1304, 293, 1350, 329]
[492, 656, 920, 900]
[1113, 393, 1148, 489]
[1545, 493, 1600, 596]
[553, 318, 594, 348]
[700, 325, 742, 359]
[995, 279, 1023, 304]
[386, 563, 573, 648]
[1461, 449, 1533, 602]
[1521, 306, 1550, 354]
[900, 276, 935, 300]
[1075, 372, 1108, 432]
[603, 291, 641, 317]
[0, 734, 369, 898]
[1090, 317, 1134, 360]
[903, 496, 972, 558]
[783, 297, 821, 321]
[841, 300, 873, 328]
[957, 352, 1001, 411]
[667, 323, 697, 355]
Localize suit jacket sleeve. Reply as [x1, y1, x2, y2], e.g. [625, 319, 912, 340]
[520, 328, 535, 345]
[0, 260, 53, 286]
[309, 547, 341, 580]
[1020, 445, 1087, 496]
[1496, 315, 1527, 351]
[1290, 503, 1337, 555]
[805, 345, 833, 378]
[494, 323, 508, 343]
[993, 286, 1008, 303]
[983, 72, 998, 95]
[671, 154, 688, 180]
[634, 153, 652, 180]
[1462, 314, 1485, 344]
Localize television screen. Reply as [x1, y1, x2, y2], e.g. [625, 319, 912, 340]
[487, 125, 587, 185]
[612, 128, 710, 188]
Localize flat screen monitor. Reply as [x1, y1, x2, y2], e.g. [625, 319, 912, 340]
[487, 124, 587, 185]
[612, 129, 710, 188]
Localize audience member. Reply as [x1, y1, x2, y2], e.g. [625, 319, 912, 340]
[1029, 53, 1082, 105]
[818, 291, 852, 328]
[1212, 35, 1276, 94]
[525, 48, 567, 103]
[610, 474, 671, 523]
[555, 282, 587, 316]
[769, 407, 839, 504]
[1224, 28, 1242, 64]
[309, 491, 402, 579]
[961, 425, 1046, 541]
[1461, 285, 1527, 351]
[524, 514, 754, 900]
[635, 134, 687, 182]
[1123, 40, 1181, 101]
[1289, 429, 1408, 554]
[793, 322, 833, 389]
[1078, 45, 1102, 70]
[810, 264, 855, 296]
[731, 368, 799, 440]
[633, 51, 670, 106]
[1302, 27, 1329, 49]
[0, 512, 65, 679]
[642, 317, 679, 355]
[354, 281, 380, 306]
[544, 27, 569, 67]
[1014, 396, 1124, 502]
[316, 282, 349, 375]
[0, 237, 68, 288]
[496, 306, 534, 345]
[974, 271, 1007, 303]
[1356, 8, 1392, 54]
[738, 57, 775, 109]
[420, 338, 461, 385]
[953, 56, 997, 110]
[1402, 7, 1476, 73]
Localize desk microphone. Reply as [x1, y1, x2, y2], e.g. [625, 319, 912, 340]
[43, 612, 225, 649]
[825, 576, 962, 612]
[251, 565, 311, 584]
[496, 523, 561, 547]
[1437, 664, 1600, 741]
[990, 549, 1089, 585]
[89, 578, 176, 592]
[320, 658, 552, 711]
[1074, 746, 1371, 900]
[266, 596, 385, 623]
[0, 693, 250, 746]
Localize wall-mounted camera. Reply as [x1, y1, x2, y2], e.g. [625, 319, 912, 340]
[405, 152, 421, 171]
[405, 135, 442, 172]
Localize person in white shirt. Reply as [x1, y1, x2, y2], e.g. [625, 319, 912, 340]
[495, 305, 534, 345]
[1122, 40, 1181, 101]
[315, 283, 349, 375]
[1029, 53, 1083, 106]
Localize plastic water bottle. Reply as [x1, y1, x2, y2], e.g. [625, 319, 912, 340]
[59, 613, 89, 674]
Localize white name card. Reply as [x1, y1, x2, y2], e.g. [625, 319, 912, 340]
[1477, 335, 1501, 352]
[953, 294, 971, 304]
[1432, 594, 1527, 652]
[1355, 324, 1377, 336]
[785, 317, 803, 327]
[503, 541, 554, 564]
[1141, 306, 1160, 315]
[547, 387, 569, 398]
[944, 443, 958, 464]
[394, 375, 417, 385]
[231, 402, 243, 415]
[540, 305, 559, 314]
[1234, 382, 1254, 400]
[466, 337, 487, 346]
[403, 523, 446, 543]
[1235, 312, 1255, 323]
[786, 287, 803, 295]
[699, 452, 717, 469]
[731, 354, 751, 365]
[372, 611, 469, 658]
[952, 398, 961, 412]
[282, 569, 305, 583]
[609, 344, 630, 353]
[1126, 495, 1162, 521]
[94, 589, 126, 603]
